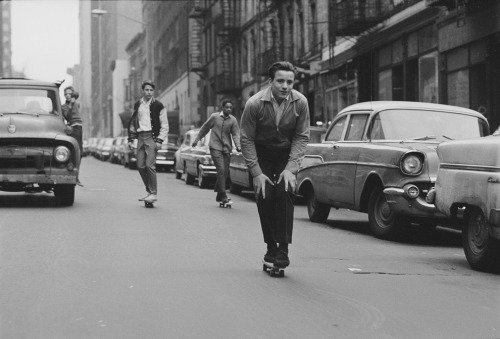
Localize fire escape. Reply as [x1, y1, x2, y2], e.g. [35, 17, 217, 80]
[213, 0, 240, 95]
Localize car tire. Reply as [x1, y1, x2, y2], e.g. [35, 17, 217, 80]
[462, 207, 500, 273]
[54, 184, 75, 206]
[175, 171, 182, 180]
[368, 186, 405, 239]
[305, 186, 330, 223]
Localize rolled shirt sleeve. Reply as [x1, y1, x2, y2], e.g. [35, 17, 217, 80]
[157, 107, 169, 142]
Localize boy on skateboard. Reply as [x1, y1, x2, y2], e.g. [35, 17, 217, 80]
[192, 99, 241, 207]
[127, 80, 169, 204]
[240, 61, 310, 269]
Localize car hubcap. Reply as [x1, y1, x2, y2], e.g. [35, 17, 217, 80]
[470, 213, 488, 254]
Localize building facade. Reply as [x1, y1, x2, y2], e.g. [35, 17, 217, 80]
[0, 0, 12, 77]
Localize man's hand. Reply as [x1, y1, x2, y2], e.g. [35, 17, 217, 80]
[128, 141, 134, 150]
[236, 147, 241, 152]
[253, 174, 274, 200]
[277, 169, 296, 193]
[191, 141, 198, 148]
[155, 142, 162, 150]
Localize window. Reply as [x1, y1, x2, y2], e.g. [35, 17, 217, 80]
[419, 51, 438, 103]
[325, 116, 347, 142]
[378, 69, 392, 100]
[345, 115, 369, 141]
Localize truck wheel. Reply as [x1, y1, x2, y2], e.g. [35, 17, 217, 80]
[368, 186, 405, 239]
[229, 180, 242, 194]
[462, 207, 500, 273]
[306, 186, 330, 223]
[54, 184, 75, 206]
[198, 167, 210, 189]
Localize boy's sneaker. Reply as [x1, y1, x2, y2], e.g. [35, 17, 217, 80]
[274, 250, 290, 268]
[263, 247, 278, 264]
[144, 194, 157, 202]
[138, 193, 150, 201]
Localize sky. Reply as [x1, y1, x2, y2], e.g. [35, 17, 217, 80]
[10, 0, 80, 86]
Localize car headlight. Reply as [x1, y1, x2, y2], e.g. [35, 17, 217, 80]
[400, 153, 423, 176]
[54, 146, 70, 162]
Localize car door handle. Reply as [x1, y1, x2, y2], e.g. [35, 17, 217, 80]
[332, 145, 340, 149]
[488, 177, 500, 184]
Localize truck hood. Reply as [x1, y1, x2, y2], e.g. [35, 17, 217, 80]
[0, 113, 67, 139]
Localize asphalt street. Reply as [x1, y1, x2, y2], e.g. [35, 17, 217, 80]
[0, 157, 498, 339]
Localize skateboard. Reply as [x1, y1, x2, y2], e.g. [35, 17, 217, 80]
[262, 260, 285, 277]
[144, 201, 154, 208]
[219, 199, 232, 208]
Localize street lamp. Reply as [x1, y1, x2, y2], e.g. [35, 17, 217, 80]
[91, 8, 144, 26]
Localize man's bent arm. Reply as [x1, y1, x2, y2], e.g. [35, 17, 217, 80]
[285, 100, 310, 174]
[240, 102, 262, 177]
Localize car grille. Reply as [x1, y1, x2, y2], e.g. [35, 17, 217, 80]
[0, 147, 52, 172]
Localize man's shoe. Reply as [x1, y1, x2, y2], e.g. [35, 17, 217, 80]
[263, 248, 278, 264]
[138, 194, 150, 201]
[274, 250, 290, 268]
[145, 194, 157, 202]
[76, 179, 83, 187]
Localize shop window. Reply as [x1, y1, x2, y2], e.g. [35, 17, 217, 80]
[326, 89, 338, 123]
[447, 46, 468, 71]
[470, 40, 487, 65]
[419, 24, 437, 53]
[345, 115, 369, 141]
[392, 39, 403, 64]
[378, 45, 392, 68]
[408, 31, 418, 57]
[393, 64, 404, 101]
[378, 69, 392, 100]
[447, 69, 469, 108]
[419, 51, 438, 103]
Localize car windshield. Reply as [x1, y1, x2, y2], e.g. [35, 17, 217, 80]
[0, 88, 58, 115]
[369, 109, 487, 141]
[104, 138, 114, 146]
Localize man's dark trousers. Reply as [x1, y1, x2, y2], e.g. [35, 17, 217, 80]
[210, 148, 230, 196]
[255, 145, 294, 244]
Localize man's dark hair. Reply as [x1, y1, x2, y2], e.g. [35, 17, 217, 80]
[268, 61, 297, 80]
[141, 80, 155, 90]
[221, 99, 233, 107]
[64, 86, 74, 93]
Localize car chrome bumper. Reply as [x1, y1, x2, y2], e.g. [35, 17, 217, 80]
[0, 174, 77, 185]
[384, 186, 446, 218]
[199, 165, 217, 176]
[156, 160, 174, 165]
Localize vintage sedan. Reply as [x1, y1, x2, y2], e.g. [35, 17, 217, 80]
[156, 134, 178, 172]
[0, 78, 80, 206]
[228, 126, 327, 194]
[427, 134, 500, 272]
[175, 128, 216, 188]
[296, 101, 489, 239]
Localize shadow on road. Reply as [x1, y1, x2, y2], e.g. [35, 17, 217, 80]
[0, 193, 60, 208]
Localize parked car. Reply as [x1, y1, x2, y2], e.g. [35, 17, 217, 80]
[82, 139, 89, 156]
[110, 136, 127, 164]
[175, 129, 216, 188]
[296, 101, 489, 239]
[426, 134, 500, 272]
[0, 78, 80, 206]
[96, 137, 114, 161]
[87, 137, 98, 157]
[228, 126, 327, 194]
[156, 134, 178, 172]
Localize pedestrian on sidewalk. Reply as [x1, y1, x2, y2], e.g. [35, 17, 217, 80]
[61, 86, 84, 186]
[192, 99, 241, 205]
[240, 61, 310, 268]
[127, 80, 169, 203]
